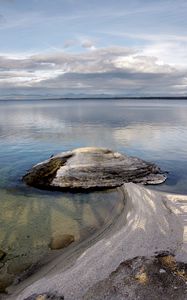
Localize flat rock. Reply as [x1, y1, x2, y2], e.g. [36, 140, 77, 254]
[23, 147, 167, 191]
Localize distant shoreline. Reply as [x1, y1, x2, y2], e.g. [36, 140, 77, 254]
[1, 96, 187, 101]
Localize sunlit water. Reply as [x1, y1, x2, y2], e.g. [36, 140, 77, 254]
[0, 99, 187, 288]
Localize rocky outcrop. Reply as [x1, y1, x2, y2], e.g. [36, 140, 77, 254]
[84, 255, 187, 300]
[23, 147, 167, 191]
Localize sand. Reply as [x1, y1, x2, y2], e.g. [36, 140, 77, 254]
[4, 183, 187, 299]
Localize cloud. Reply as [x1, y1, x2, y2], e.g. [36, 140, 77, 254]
[81, 39, 96, 50]
[142, 41, 187, 67]
[62, 38, 96, 50]
[0, 46, 186, 97]
[99, 31, 187, 67]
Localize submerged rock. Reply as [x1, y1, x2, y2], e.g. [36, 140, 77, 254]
[49, 234, 75, 250]
[23, 147, 167, 191]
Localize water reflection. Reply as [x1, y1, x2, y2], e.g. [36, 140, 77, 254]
[1, 99, 187, 193]
[1, 99, 187, 289]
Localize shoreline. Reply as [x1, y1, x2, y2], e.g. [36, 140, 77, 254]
[1, 97, 187, 101]
[4, 183, 187, 299]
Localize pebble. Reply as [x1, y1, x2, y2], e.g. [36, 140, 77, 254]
[159, 269, 166, 273]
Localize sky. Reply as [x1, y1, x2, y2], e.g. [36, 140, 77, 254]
[0, 0, 187, 98]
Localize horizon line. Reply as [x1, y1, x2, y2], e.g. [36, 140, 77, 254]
[1, 96, 187, 101]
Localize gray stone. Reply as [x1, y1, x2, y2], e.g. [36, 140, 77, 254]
[23, 147, 167, 191]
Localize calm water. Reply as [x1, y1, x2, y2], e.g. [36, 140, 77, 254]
[1, 98, 187, 286]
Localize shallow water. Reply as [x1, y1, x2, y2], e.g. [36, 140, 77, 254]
[0, 99, 187, 287]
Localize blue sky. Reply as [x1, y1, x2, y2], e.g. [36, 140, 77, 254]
[0, 0, 187, 98]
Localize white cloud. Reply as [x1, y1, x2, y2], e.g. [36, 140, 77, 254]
[81, 39, 96, 50]
[100, 31, 187, 67]
[0, 46, 186, 96]
[113, 55, 174, 73]
[141, 41, 187, 67]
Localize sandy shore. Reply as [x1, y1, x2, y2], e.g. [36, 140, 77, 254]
[4, 183, 187, 299]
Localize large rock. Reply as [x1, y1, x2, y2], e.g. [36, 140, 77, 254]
[23, 147, 167, 190]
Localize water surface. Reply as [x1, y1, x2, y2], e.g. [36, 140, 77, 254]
[0, 99, 187, 287]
